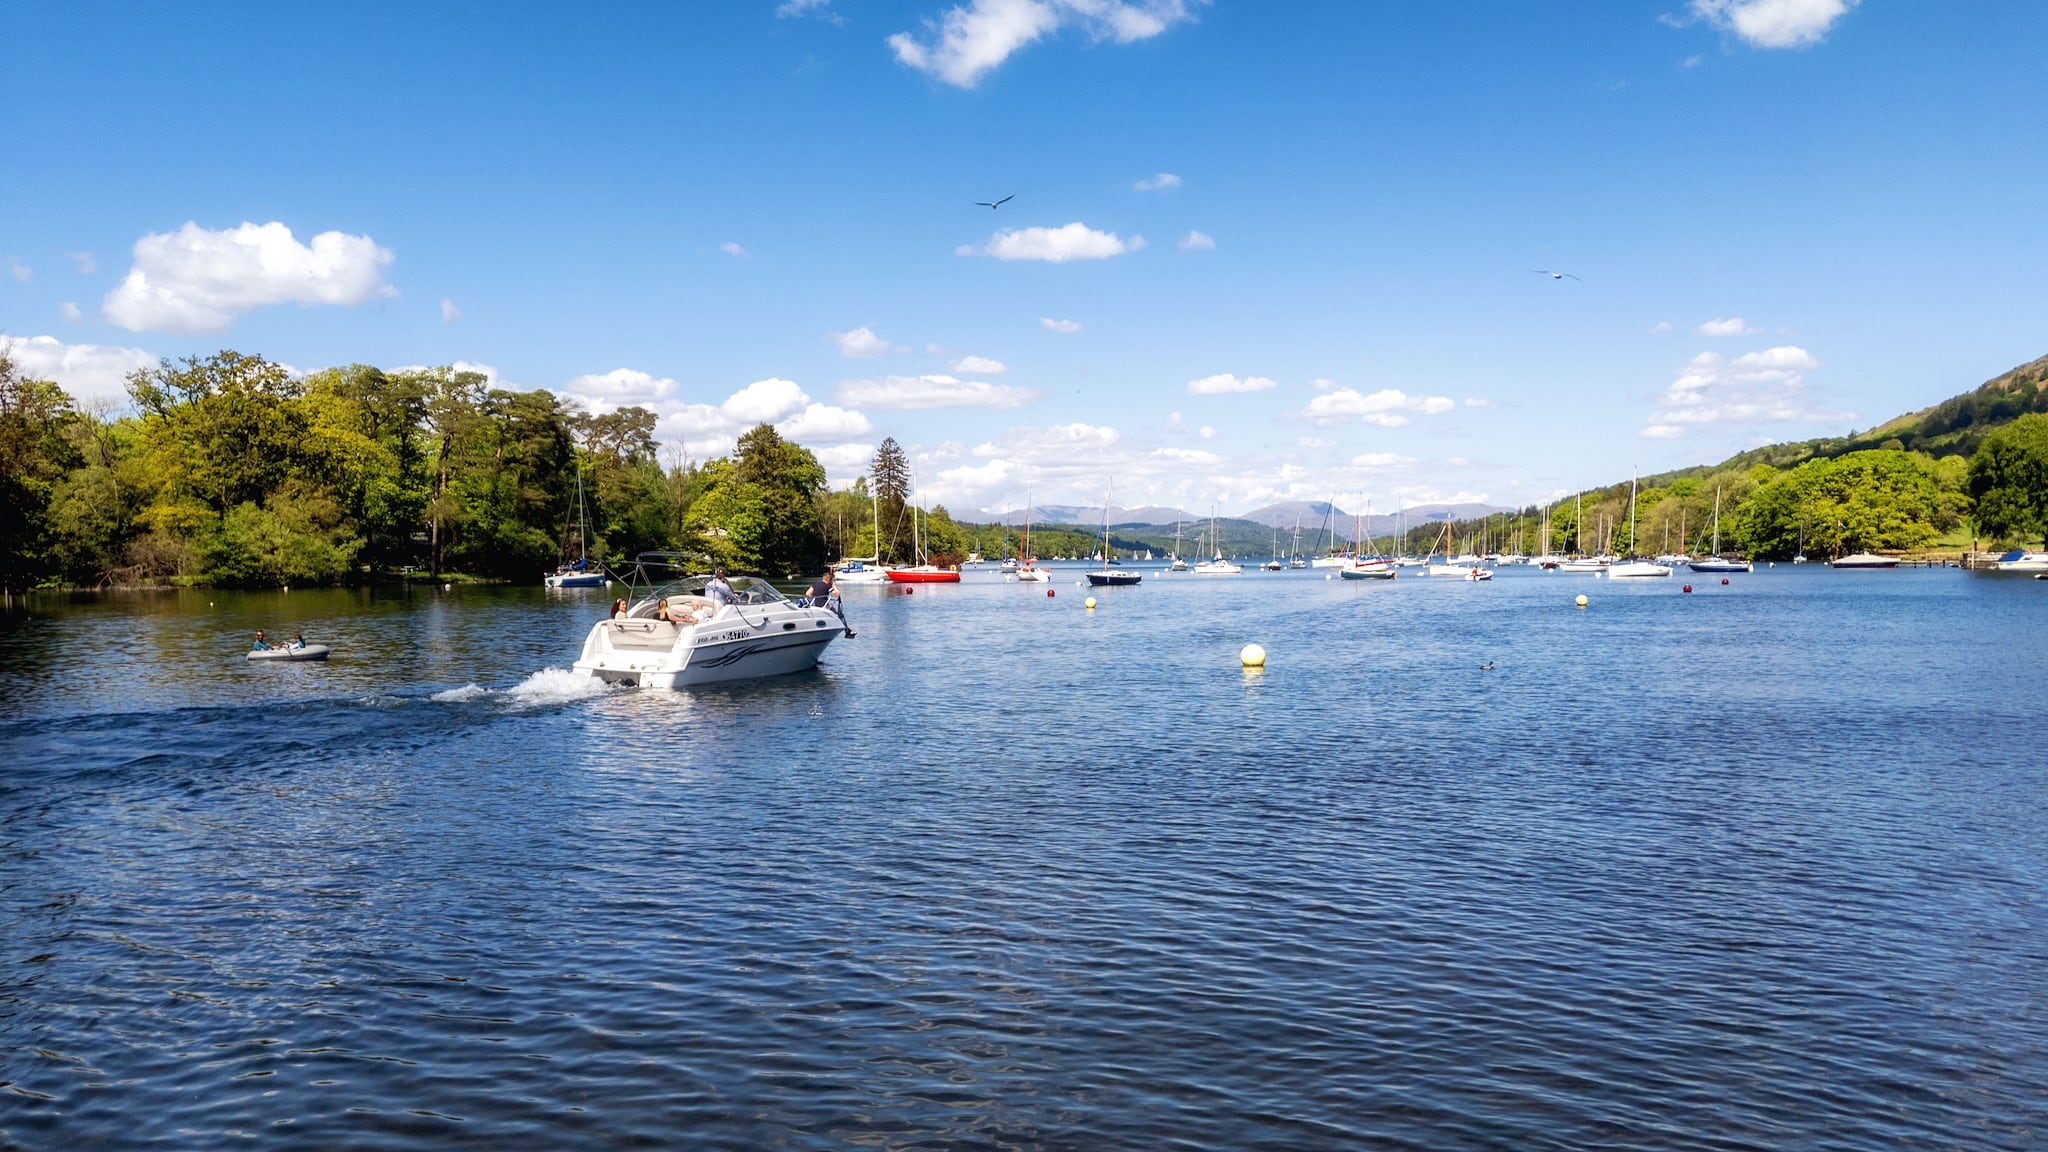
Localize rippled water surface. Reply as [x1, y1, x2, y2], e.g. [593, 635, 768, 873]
[3, 566, 2045, 1149]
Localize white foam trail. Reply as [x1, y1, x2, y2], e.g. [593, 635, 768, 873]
[431, 684, 489, 703]
[504, 667, 610, 706]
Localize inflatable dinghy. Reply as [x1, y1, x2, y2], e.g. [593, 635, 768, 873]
[247, 644, 330, 662]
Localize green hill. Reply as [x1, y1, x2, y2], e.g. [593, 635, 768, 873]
[1644, 352, 2048, 489]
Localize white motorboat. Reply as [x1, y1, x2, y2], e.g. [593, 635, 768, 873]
[1832, 552, 1899, 569]
[572, 560, 842, 688]
[248, 643, 330, 662]
[1192, 557, 1242, 575]
[833, 559, 888, 585]
[1991, 549, 2048, 572]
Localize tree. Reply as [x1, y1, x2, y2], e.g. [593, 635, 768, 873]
[0, 350, 79, 592]
[686, 425, 829, 574]
[1969, 413, 2048, 547]
[869, 437, 911, 563]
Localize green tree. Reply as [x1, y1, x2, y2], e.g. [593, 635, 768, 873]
[686, 425, 829, 574]
[869, 437, 911, 563]
[0, 350, 80, 592]
[1968, 413, 2048, 547]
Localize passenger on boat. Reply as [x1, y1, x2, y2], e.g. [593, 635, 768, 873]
[706, 570, 735, 608]
[251, 630, 271, 651]
[609, 597, 628, 619]
[290, 632, 307, 650]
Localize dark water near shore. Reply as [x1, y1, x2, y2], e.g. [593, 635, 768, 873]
[3, 565, 2045, 1149]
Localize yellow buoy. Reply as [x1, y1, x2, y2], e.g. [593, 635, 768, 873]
[1575, 594, 1589, 608]
[1084, 596, 1097, 609]
[1240, 643, 1267, 667]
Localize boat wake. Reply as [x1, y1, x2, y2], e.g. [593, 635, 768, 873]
[431, 669, 612, 707]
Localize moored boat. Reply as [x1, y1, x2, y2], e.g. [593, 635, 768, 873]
[1991, 549, 2048, 572]
[247, 644, 330, 662]
[1832, 552, 1899, 569]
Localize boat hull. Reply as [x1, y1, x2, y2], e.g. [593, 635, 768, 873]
[885, 567, 961, 583]
[1609, 561, 1674, 578]
[1085, 571, 1142, 586]
[574, 605, 842, 687]
[1338, 563, 1396, 580]
[545, 571, 607, 588]
[1832, 553, 1899, 569]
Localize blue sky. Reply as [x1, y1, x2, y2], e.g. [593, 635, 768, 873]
[4, 0, 2044, 516]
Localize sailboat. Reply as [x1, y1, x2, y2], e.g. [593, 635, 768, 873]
[545, 465, 608, 587]
[835, 487, 888, 584]
[1609, 471, 1673, 578]
[1263, 525, 1284, 571]
[1559, 493, 1608, 573]
[1288, 514, 1307, 568]
[1688, 487, 1751, 573]
[1168, 514, 1190, 572]
[885, 493, 961, 583]
[1015, 491, 1051, 582]
[1340, 500, 1396, 579]
[1086, 486, 1142, 586]
[1192, 508, 1242, 574]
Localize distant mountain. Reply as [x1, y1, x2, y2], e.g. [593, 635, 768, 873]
[986, 504, 1195, 526]
[989, 499, 1512, 532]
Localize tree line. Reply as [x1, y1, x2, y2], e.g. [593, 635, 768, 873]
[0, 349, 911, 593]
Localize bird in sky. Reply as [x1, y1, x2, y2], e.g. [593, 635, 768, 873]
[1533, 270, 1580, 280]
[975, 195, 1014, 209]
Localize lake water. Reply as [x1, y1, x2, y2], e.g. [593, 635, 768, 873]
[3, 564, 2044, 1149]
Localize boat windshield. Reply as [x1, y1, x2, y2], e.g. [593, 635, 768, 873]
[629, 574, 788, 615]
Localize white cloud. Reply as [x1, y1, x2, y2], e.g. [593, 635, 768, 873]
[67, 251, 95, 275]
[838, 373, 1036, 409]
[1197, 425, 1216, 440]
[1689, 0, 1858, 48]
[1186, 373, 1276, 395]
[782, 402, 874, 442]
[1, 333, 158, 408]
[1351, 452, 1417, 469]
[10, 258, 30, 282]
[720, 241, 748, 258]
[889, 0, 1196, 89]
[102, 221, 394, 333]
[1154, 446, 1222, 465]
[1299, 436, 1334, 449]
[560, 368, 681, 414]
[1179, 230, 1215, 251]
[961, 222, 1144, 262]
[1682, 53, 1704, 67]
[1640, 345, 1852, 437]
[554, 372, 873, 464]
[1041, 317, 1083, 333]
[835, 325, 894, 358]
[60, 302, 82, 322]
[1698, 316, 1755, 337]
[777, 0, 832, 17]
[950, 354, 1007, 375]
[1135, 172, 1182, 192]
[1460, 398, 1496, 408]
[440, 298, 461, 324]
[1301, 387, 1457, 427]
[1650, 320, 1673, 333]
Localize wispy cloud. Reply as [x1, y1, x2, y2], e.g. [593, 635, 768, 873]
[959, 222, 1144, 262]
[950, 354, 1007, 375]
[1178, 230, 1215, 251]
[837, 373, 1036, 410]
[60, 302, 82, 322]
[720, 241, 748, 258]
[1697, 316, 1755, 336]
[1301, 387, 1457, 427]
[556, 371, 872, 461]
[1650, 320, 1673, 333]
[1685, 0, 1859, 48]
[9, 258, 29, 282]
[66, 251, 95, 275]
[1186, 373, 1276, 395]
[835, 325, 895, 358]
[1640, 345, 1852, 437]
[1041, 317, 1083, 333]
[1135, 172, 1182, 192]
[889, 0, 1198, 89]
[440, 298, 461, 324]
[102, 221, 394, 333]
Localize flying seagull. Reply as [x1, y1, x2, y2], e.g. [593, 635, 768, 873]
[1533, 270, 1580, 280]
[975, 195, 1014, 209]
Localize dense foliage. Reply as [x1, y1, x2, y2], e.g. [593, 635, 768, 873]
[0, 348, 835, 592]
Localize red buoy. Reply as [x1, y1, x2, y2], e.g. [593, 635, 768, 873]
[1721, 578, 1730, 585]
[1683, 584, 1693, 593]
[1047, 588, 1055, 597]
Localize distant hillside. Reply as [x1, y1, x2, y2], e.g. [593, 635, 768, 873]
[1643, 352, 2048, 489]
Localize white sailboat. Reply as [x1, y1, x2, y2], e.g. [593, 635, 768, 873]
[545, 466, 607, 587]
[1192, 508, 1241, 574]
[1688, 488, 1751, 573]
[834, 487, 888, 583]
[1609, 472, 1673, 578]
